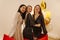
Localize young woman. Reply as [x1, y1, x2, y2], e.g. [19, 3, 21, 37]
[23, 5, 34, 40]
[13, 4, 26, 40]
[33, 5, 47, 40]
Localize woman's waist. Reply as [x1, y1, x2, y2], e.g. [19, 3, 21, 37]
[33, 25, 42, 28]
[33, 26, 42, 29]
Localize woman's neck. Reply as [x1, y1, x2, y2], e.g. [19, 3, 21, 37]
[27, 12, 31, 13]
[35, 12, 39, 15]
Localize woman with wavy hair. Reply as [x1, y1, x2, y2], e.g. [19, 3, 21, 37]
[33, 5, 47, 40]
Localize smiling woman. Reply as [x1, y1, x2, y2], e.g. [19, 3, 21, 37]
[12, 4, 26, 40]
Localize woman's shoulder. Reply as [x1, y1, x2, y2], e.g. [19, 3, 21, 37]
[16, 12, 21, 16]
[39, 14, 43, 17]
[26, 13, 30, 17]
[17, 12, 20, 15]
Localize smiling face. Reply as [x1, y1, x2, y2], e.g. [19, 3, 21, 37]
[34, 5, 40, 14]
[27, 6, 32, 13]
[20, 6, 26, 13]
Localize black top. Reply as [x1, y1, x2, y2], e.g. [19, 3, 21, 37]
[25, 13, 35, 27]
[23, 13, 34, 39]
[33, 15, 47, 38]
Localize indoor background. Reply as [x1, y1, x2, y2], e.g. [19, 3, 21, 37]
[0, 0, 60, 40]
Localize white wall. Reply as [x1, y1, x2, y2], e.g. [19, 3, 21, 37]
[0, 0, 19, 40]
[0, 0, 60, 40]
[46, 0, 60, 39]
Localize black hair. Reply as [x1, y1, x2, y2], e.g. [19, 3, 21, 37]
[18, 4, 26, 19]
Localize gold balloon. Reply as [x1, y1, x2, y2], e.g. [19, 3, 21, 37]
[40, 0, 46, 10]
[44, 10, 51, 25]
[40, 1, 51, 26]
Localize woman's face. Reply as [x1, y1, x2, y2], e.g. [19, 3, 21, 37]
[20, 6, 26, 13]
[27, 6, 32, 13]
[34, 6, 40, 13]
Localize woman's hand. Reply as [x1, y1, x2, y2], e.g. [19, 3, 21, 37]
[34, 24, 41, 27]
[33, 37, 37, 40]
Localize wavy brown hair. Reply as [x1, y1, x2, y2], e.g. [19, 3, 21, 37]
[33, 5, 43, 17]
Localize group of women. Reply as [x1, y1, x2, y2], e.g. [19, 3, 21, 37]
[13, 4, 47, 40]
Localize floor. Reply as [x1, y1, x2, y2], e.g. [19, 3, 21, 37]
[48, 37, 60, 40]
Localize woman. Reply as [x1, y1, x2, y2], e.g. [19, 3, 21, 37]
[23, 5, 34, 40]
[33, 5, 47, 40]
[13, 4, 26, 40]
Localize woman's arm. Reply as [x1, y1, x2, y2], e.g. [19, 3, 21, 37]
[41, 16, 47, 34]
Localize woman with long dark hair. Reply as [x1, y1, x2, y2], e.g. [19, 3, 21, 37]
[33, 5, 47, 40]
[13, 4, 26, 40]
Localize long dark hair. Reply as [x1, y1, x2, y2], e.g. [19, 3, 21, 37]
[18, 4, 26, 19]
[33, 5, 44, 18]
